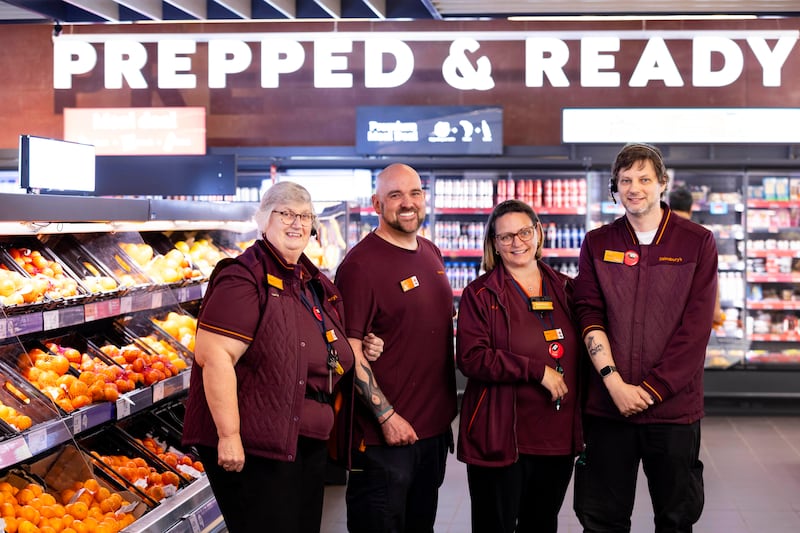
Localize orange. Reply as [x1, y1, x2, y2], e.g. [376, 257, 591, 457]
[18, 505, 40, 524]
[59, 489, 75, 506]
[1, 501, 16, 516]
[93, 487, 110, 504]
[16, 489, 35, 505]
[48, 516, 65, 532]
[65, 501, 88, 521]
[82, 479, 99, 494]
[17, 519, 38, 533]
[3, 515, 19, 533]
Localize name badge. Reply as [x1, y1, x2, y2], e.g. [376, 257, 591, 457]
[400, 276, 420, 292]
[529, 296, 553, 312]
[325, 329, 338, 343]
[543, 328, 564, 341]
[603, 250, 625, 264]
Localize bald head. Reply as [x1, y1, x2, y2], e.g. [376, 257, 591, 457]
[372, 163, 426, 246]
[375, 163, 421, 196]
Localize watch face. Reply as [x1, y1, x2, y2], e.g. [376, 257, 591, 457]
[600, 365, 615, 377]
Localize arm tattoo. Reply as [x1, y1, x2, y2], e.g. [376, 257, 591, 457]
[586, 335, 605, 359]
[353, 360, 391, 417]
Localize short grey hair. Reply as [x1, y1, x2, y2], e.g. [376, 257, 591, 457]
[254, 181, 316, 233]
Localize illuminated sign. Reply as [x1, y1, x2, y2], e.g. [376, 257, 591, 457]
[52, 30, 798, 91]
[356, 106, 502, 156]
[63, 107, 206, 155]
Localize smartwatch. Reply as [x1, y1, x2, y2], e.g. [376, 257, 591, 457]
[599, 365, 617, 378]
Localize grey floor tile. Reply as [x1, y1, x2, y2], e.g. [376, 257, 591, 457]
[321, 416, 800, 532]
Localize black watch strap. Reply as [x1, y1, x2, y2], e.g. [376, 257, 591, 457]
[599, 365, 617, 378]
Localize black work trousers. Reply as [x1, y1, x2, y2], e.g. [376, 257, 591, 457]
[467, 453, 574, 533]
[198, 436, 328, 533]
[345, 432, 450, 533]
[574, 415, 704, 533]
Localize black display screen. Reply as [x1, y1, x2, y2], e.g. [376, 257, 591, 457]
[356, 106, 503, 156]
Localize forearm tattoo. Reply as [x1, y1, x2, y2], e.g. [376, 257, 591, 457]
[353, 360, 391, 417]
[586, 335, 605, 359]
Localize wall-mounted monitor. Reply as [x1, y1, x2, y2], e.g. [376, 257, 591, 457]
[19, 135, 96, 194]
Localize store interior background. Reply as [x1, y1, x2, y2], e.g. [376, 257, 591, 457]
[1, 1, 800, 532]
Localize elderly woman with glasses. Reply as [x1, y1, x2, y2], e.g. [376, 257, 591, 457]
[182, 181, 383, 533]
[455, 199, 584, 533]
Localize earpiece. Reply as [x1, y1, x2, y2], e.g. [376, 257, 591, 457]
[311, 227, 317, 237]
[609, 177, 618, 203]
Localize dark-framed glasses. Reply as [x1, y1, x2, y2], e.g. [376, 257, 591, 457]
[495, 225, 536, 246]
[272, 209, 316, 227]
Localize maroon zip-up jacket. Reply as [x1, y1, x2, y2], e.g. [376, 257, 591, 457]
[456, 261, 583, 467]
[573, 203, 718, 424]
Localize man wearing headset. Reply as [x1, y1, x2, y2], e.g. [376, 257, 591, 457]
[572, 143, 718, 532]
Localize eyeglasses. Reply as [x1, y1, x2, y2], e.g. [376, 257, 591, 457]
[272, 210, 316, 227]
[495, 225, 536, 246]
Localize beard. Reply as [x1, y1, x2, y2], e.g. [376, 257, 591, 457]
[381, 204, 424, 234]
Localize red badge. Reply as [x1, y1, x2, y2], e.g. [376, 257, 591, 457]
[549, 342, 563, 359]
[624, 250, 639, 266]
[312, 306, 322, 321]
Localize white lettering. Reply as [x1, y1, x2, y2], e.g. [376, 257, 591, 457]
[693, 36, 743, 87]
[53, 40, 97, 89]
[364, 39, 414, 88]
[315, 39, 353, 88]
[208, 40, 253, 89]
[158, 40, 197, 89]
[367, 120, 418, 142]
[261, 39, 305, 88]
[629, 37, 684, 87]
[525, 37, 570, 87]
[581, 37, 620, 87]
[747, 36, 797, 87]
[105, 41, 148, 89]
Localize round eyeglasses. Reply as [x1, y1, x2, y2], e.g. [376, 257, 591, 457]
[272, 210, 316, 227]
[495, 225, 536, 246]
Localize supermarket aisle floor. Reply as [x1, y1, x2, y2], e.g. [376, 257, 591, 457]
[321, 416, 800, 532]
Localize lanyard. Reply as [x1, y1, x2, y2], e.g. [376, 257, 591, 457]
[299, 284, 344, 393]
[510, 276, 565, 411]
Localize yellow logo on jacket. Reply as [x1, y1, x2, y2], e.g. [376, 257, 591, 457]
[659, 256, 684, 263]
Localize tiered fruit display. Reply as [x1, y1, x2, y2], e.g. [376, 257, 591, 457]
[46, 343, 135, 400]
[151, 312, 197, 352]
[174, 239, 226, 277]
[0, 478, 137, 533]
[119, 243, 202, 284]
[99, 343, 182, 387]
[88, 451, 181, 503]
[136, 436, 204, 480]
[8, 247, 81, 301]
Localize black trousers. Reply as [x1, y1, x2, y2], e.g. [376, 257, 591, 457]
[467, 454, 574, 533]
[197, 436, 328, 533]
[574, 415, 704, 533]
[345, 432, 450, 533]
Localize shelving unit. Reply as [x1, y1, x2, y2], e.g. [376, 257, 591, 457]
[0, 194, 258, 533]
[744, 172, 800, 368]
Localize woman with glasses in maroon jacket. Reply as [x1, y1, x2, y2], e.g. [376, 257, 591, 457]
[456, 199, 584, 533]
